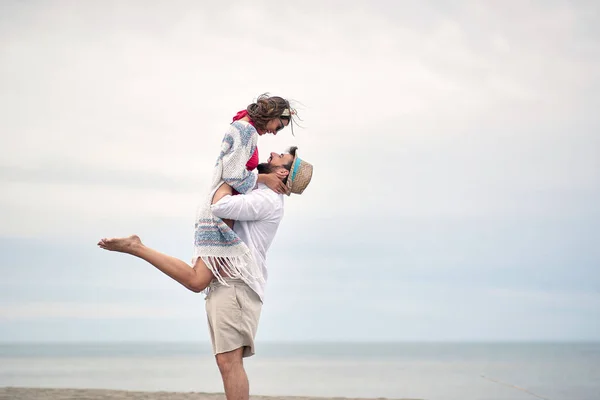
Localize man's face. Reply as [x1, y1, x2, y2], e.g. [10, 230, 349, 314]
[267, 152, 294, 167]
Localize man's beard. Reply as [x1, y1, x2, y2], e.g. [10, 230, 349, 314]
[256, 163, 273, 174]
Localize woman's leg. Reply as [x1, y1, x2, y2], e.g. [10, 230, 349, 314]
[213, 183, 234, 229]
[209, 182, 235, 274]
[97, 184, 237, 291]
[97, 235, 214, 293]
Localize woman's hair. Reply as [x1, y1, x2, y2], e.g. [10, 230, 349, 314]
[246, 93, 299, 134]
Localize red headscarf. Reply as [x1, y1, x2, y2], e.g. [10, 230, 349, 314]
[232, 110, 259, 171]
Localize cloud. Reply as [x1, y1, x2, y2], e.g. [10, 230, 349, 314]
[0, 302, 191, 320]
[0, 1, 599, 341]
[0, 162, 199, 192]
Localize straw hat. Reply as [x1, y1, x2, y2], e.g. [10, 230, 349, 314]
[286, 151, 313, 195]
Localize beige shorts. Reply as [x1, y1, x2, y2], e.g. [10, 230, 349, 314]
[205, 278, 262, 358]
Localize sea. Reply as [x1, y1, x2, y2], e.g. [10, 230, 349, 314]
[0, 342, 598, 400]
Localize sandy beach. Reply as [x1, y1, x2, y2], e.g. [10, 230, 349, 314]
[0, 388, 421, 400]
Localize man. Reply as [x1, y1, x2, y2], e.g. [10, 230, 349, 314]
[98, 146, 313, 400]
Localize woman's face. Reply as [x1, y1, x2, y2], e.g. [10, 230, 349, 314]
[259, 117, 289, 135]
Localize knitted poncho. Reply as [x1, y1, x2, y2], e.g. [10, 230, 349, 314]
[193, 120, 263, 286]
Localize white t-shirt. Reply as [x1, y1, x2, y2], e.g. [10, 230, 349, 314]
[210, 183, 284, 301]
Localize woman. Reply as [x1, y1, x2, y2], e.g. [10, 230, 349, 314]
[98, 93, 298, 292]
[193, 93, 297, 286]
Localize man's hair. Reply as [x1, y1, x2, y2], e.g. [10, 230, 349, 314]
[257, 146, 298, 185]
[282, 146, 298, 171]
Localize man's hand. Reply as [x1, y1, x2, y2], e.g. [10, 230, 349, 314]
[261, 173, 288, 194]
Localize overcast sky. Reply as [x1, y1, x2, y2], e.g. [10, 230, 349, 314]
[1, 0, 599, 343]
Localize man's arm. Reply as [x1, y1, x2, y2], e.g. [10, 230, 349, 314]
[211, 189, 274, 221]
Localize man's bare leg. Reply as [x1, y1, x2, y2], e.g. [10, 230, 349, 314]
[216, 347, 249, 400]
[97, 235, 214, 293]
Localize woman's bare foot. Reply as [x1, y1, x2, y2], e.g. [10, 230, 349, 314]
[97, 235, 143, 254]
